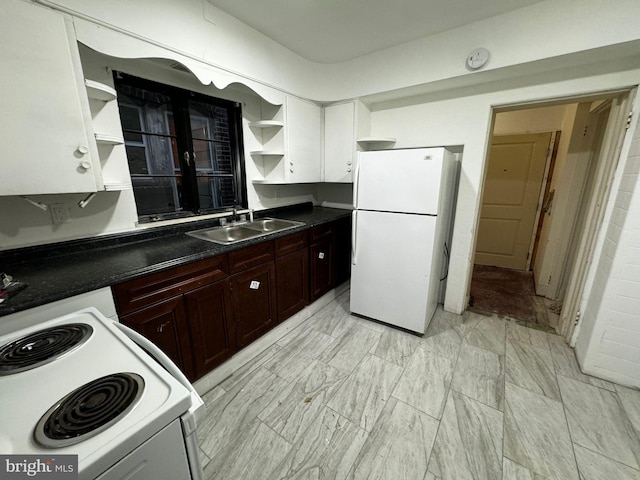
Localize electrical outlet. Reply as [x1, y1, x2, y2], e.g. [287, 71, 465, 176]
[50, 203, 69, 225]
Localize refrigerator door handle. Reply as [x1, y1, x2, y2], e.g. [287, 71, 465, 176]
[351, 210, 358, 265]
[352, 156, 361, 208]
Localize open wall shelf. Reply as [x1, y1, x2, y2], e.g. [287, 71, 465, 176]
[248, 120, 284, 128]
[85, 79, 117, 102]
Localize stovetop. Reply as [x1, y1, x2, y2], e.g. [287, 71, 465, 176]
[0, 308, 191, 480]
[0, 323, 92, 375]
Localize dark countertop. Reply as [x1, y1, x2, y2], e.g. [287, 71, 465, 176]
[0, 204, 351, 317]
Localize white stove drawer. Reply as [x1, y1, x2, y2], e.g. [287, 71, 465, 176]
[96, 420, 191, 480]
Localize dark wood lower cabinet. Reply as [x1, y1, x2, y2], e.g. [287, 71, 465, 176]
[276, 248, 309, 322]
[334, 216, 352, 286]
[231, 262, 277, 348]
[185, 280, 235, 379]
[309, 238, 335, 302]
[113, 215, 351, 381]
[119, 295, 196, 381]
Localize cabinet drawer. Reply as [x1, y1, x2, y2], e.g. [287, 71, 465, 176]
[228, 241, 275, 274]
[113, 255, 228, 315]
[309, 222, 334, 242]
[274, 230, 308, 257]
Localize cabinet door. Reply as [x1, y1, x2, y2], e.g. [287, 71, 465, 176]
[1, 0, 99, 195]
[231, 262, 277, 348]
[119, 296, 195, 380]
[310, 238, 335, 301]
[276, 248, 309, 322]
[285, 96, 322, 183]
[324, 102, 355, 183]
[185, 280, 235, 378]
[334, 216, 352, 286]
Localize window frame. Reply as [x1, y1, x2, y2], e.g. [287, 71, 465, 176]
[113, 71, 247, 223]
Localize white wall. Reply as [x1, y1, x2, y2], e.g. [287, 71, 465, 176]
[325, 0, 640, 101]
[370, 70, 640, 316]
[493, 105, 567, 136]
[0, 190, 138, 249]
[37, 0, 323, 100]
[575, 116, 640, 387]
[316, 184, 353, 210]
[37, 0, 640, 102]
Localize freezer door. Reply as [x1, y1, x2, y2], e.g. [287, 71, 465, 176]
[350, 210, 437, 333]
[354, 148, 444, 215]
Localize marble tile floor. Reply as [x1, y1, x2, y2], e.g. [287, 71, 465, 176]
[196, 290, 640, 480]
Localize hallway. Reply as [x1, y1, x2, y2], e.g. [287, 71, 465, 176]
[470, 264, 560, 332]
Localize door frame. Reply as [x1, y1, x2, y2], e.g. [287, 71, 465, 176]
[526, 131, 557, 271]
[560, 91, 635, 343]
[529, 130, 560, 271]
[473, 88, 634, 341]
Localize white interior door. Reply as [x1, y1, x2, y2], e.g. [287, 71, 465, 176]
[350, 210, 436, 333]
[475, 133, 551, 270]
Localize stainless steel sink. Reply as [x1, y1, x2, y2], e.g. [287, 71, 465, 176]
[187, 218, 304, 245]
[187, 225, 262, 244]
[245, 218, 304, 233]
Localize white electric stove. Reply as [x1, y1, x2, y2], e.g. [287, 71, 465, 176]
[0, 308, 205, 480]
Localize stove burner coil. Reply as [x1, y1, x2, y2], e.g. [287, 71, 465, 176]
[34, 373, 144, 448]
[0, 324, 93, 375]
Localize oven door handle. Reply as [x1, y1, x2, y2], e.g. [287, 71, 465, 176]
[112, 321, 205, 423]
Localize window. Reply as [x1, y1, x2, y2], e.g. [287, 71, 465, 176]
[113, 72, 247, 222]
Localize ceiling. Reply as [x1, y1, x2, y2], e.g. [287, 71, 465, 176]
[208, 0, 546, 63]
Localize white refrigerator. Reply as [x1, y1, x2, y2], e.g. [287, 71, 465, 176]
[350, 147, 458, 334]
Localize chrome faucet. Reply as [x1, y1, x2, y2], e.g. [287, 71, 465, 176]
[224, 206, 254, 225]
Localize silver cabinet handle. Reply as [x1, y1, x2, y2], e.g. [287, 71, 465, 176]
[157, 321, 170, 333]
[184, 151, 191, 166]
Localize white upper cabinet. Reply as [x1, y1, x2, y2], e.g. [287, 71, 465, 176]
[0, 0, 102, 196]
[323, 100, 377, 183]
[324, 101, 359, 183]
[323, 100, 398, 183]
[249, 95, 322, 184]
[285, 95, 322, 183]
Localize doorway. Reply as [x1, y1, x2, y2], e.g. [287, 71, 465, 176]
[470, 90, 633, 340]
[475, 132, 554, 271]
